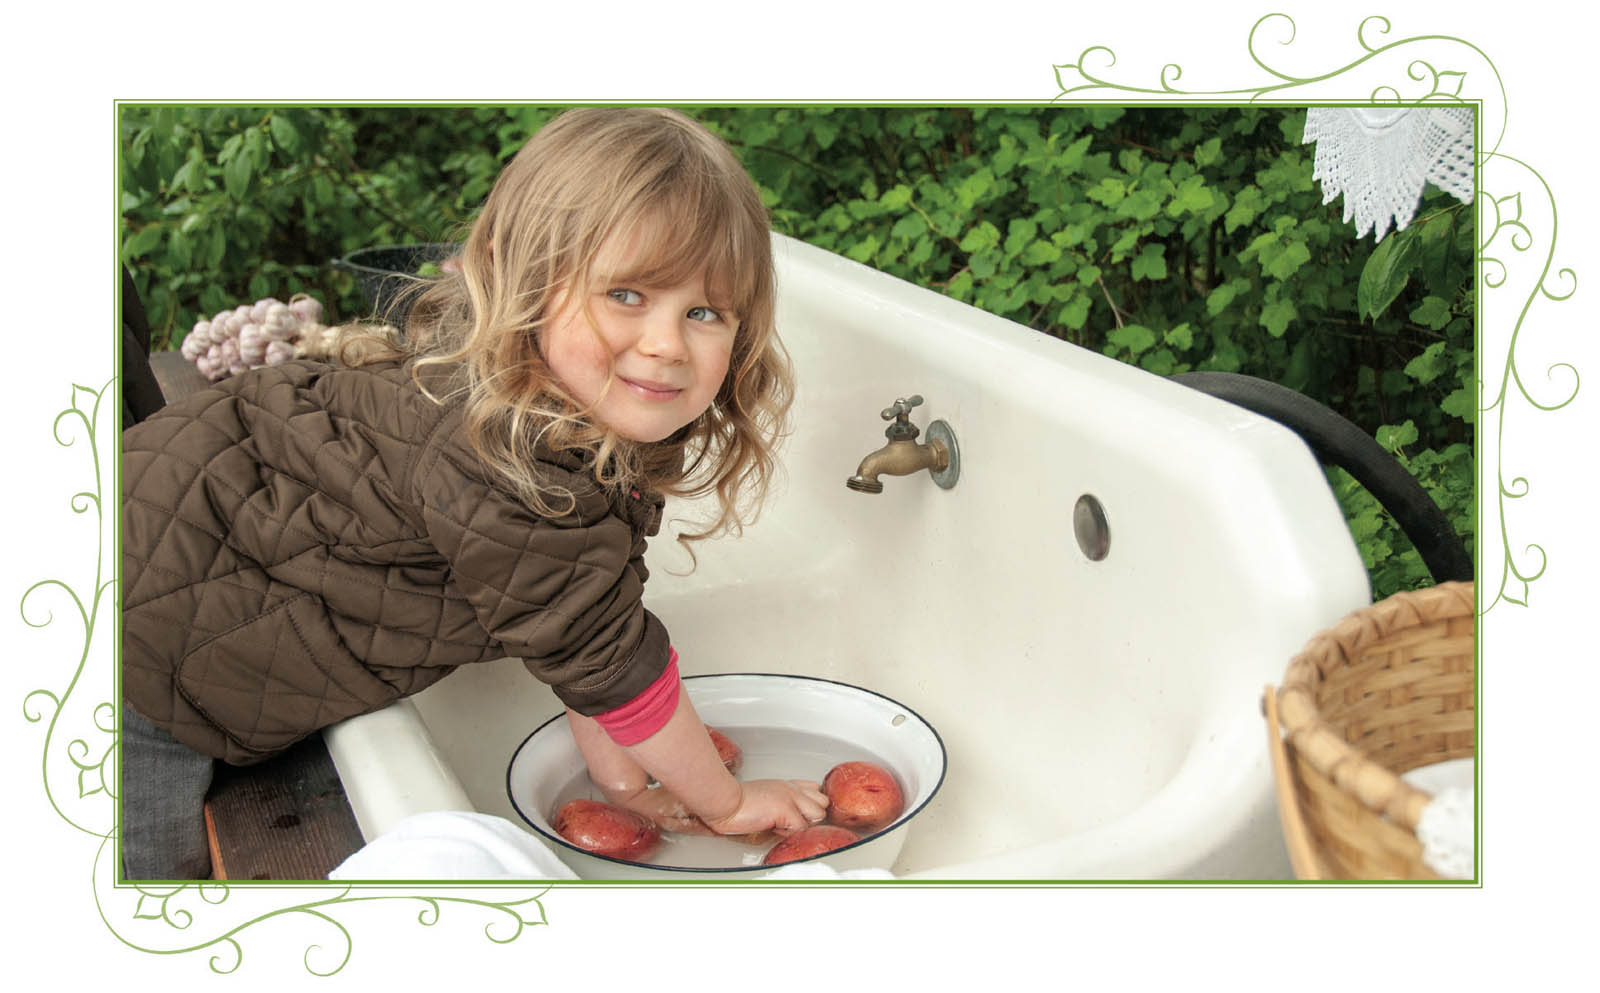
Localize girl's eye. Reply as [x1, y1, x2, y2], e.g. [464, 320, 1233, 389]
[607, 288, 642, 305]
[687, 305, 722, 323]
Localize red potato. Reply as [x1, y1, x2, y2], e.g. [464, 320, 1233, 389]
[761, 824, 861, 866]
[823, 761, 905, 834]
[553, 799, 661, 861]
[707, 726, 742, 775]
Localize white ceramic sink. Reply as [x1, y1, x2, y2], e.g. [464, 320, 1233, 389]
[326, 233, 1371, 880]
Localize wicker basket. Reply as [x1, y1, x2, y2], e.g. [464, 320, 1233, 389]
[1263, 581, 1475, 879]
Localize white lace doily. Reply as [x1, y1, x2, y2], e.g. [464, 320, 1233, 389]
[1302, 107, 1475, 240]
[1414, 785, 1475, 879]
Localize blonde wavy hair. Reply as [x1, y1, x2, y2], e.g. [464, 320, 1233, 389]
[341, 107, 793, 550]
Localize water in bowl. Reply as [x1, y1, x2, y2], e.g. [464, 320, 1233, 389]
[543, 724, 901, 871]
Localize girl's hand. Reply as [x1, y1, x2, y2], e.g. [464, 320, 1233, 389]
[699, 779, 829, 837]
[610, 785, 715, 836]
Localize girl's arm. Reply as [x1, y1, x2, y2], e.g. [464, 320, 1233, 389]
[564, 706, 711, 834]
[565, 686, 828, 837]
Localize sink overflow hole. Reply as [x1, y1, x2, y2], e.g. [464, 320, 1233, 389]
[1074, 494, 1111, 561]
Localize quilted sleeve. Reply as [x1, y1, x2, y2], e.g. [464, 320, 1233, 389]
[411, 427, 671, 716]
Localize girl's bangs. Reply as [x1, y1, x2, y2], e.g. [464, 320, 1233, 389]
[600, 193, 763, 317]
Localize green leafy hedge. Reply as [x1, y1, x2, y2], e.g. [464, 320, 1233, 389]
[118, 104, 1475, 600]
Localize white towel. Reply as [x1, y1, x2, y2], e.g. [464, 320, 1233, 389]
[328, 810, 580, 880]
[328, 810, 897, 881]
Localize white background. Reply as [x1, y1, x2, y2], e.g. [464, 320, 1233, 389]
[2, 1, 1594, 986]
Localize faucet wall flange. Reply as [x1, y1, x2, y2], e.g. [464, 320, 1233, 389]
[925, 419, 960, 489]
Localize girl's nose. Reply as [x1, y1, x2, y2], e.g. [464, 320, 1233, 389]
[636, 312, 689, 362]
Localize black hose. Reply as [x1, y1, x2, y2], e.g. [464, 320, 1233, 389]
[1171, 371, 1473, 585]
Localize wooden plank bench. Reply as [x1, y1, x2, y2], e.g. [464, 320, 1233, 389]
[147, 350, 367, 881]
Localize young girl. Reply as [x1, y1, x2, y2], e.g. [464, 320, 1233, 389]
[120, 107, 826, 880]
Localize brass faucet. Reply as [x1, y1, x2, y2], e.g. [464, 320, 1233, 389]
[846, 395, 961, 493]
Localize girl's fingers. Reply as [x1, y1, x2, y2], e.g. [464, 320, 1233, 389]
[788, 779, 827, 803]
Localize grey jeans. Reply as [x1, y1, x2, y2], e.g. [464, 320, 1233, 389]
[121, 703, 215, 880]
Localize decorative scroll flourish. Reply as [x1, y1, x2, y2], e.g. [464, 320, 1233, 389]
[22, 379, 554, 975]
[1055, 14, 1508, 154]
[1477, 153, 1578, 609]
[1053, 12, 1572, 611]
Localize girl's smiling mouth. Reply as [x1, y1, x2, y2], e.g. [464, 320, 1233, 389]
[619, 375, 683, 400]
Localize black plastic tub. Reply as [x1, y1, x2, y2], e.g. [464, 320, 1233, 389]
[329, 242, 461, 326]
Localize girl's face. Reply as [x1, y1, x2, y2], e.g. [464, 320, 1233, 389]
[541, 230, 737, 443]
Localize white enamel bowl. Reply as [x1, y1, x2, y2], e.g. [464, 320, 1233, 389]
[505, 673, 947, 880]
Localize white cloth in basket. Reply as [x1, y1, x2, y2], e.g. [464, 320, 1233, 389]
[1403, 758, 1475, 879]
[1414, 786, 1475, 879]
[1301, 107, 1474, 240]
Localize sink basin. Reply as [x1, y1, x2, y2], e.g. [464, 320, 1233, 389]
[326, 233, 1370, 880]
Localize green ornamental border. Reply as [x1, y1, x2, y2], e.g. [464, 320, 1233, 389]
[22, 11, 1572, 976]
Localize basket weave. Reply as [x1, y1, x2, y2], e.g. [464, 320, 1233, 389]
[1263, 581, 1475, 879]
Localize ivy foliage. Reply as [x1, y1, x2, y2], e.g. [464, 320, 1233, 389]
[119, 105, 1475, 601]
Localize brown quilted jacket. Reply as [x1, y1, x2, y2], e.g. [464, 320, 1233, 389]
[121, 358, 671, 765]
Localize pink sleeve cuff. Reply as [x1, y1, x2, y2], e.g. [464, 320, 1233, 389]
[591, 648, 681, 746]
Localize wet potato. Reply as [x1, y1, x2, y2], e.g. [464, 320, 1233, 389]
[822, 761, 905, 834]
[762, 824, 861, 866]
[553, 799, 661, 861]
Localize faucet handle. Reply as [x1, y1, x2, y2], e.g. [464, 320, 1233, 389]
[880, 395, 924, 422]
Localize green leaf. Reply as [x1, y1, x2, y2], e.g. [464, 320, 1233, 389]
[1107, 323, 1157, 355]
[1167, 175, 1216, 217]
[1139, 347, 1178, 376]
[954, 168, 995, 208]
[223, 151, 253, 200]
[1118, 189, 1163, 221]
[812, 117, 840, 150]
[170, 152, 204, 193]
[1376, 420, 1419, 452]
[1264, 240, 1311, 281]
[1441, 386, 1477, 422]
[269, 113, 300, 154]
[1410, 295, 1453, 330]
[880, 184, 913, 210]
[1260, 297, 1296, 337]
[947, 269, 974, 300]
[1403, 341, 1449, 384]
[1021, 240, 1061, 265]
[1131, 243, 1167, 281]
[845, 198, 883, 221]
[1086, 178, 1126, 206]
[1058, 294, 1091, 329]
[121, 223, 164, 260]
[1005, 218, 1038, 253]
[845, 234, 880, 263]
[889, 213, 927, 242]
[1225, 186, 1265, 233]
[1164, 322, 1194, 350]
[1205, 280, 1240, 317]
[205, 225, 226, 268]
[1357, 231, 1418, 321]
[959, 221, 1001, 253]
[1284, 336, 1313, 392]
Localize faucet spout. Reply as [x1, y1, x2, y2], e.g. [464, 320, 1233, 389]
[847, 438, 948, 494]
